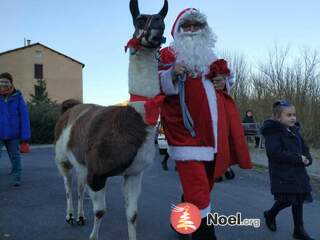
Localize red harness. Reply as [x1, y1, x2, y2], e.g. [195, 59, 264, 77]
[129, 94, 165, 126]
[125, 16, 154, 52]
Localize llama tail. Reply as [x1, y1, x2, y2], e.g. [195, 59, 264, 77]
[61, 99, 81, 114]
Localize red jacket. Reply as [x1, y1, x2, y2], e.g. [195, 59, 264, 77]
[159, 47, 252, 176]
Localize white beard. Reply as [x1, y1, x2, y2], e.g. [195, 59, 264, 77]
[172, 27, 218, 74]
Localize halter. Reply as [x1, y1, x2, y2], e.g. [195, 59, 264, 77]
[125, 15, 166, 53]
[136, 15, 154, 42]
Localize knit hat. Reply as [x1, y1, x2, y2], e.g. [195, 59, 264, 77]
[0, 72, 13, 83]
[171, 8, 208, 39]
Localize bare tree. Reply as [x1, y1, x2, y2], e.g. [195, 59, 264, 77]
[253, 45, 320, 145]
[218, 46, 320, 146]
[219, 50, 252, 112]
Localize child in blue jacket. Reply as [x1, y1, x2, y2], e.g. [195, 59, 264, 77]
[261, 100, 314, 240]
[0, 72, 30, 186]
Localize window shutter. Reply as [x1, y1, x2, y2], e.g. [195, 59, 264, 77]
[34, 64, 43, 79]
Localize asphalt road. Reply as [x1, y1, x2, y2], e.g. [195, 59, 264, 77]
[0, 147, 319, 240]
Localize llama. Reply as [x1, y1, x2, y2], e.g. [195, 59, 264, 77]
[54, 1, 168, 240]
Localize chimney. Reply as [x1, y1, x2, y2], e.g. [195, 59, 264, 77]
[27, 39, 31, 46]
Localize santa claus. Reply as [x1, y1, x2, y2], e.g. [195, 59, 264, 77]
[159, 8, 252, 240]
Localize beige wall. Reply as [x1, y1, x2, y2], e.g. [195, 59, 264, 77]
[0, 45, 83, 103]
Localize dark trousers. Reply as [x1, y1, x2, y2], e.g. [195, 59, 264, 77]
[268, 201, 303, 228]
[246, 136, 260, 147]
[254, 137, 260, 147]
[0, 139, 21, 182]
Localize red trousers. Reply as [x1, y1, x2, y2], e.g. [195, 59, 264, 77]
[175, 160, 216, 210]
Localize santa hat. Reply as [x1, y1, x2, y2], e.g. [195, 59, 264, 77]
[171, 8, 208, 39]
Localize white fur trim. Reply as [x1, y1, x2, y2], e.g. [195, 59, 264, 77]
[200, 203, 211, 218]
[172, 8, 207, 39]
[202, 76, 218, 152]
[159, 68, 179, 95]
[179, 10, 207, 26]
[168, 146, 215, 161]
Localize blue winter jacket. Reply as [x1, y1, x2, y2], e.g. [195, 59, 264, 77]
[0, 90, 31, 141]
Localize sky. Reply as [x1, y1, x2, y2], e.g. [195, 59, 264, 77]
[1, 0, 320, 106]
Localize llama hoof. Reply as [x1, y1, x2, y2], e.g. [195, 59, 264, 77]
[66, 214, 75, 225]
[66, 218, 74, 225]
[77, 216, 86, 225]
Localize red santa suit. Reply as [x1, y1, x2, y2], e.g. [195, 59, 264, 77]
[159, 8, 252, 217]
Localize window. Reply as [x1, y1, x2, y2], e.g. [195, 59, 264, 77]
[34, 64, 43, 79]
[35, 50, 42, 59]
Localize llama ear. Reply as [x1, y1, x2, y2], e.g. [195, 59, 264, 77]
[130, 0, 140, 22]
[158, 0, 168, 18]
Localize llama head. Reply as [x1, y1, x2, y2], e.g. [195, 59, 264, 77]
[130, 0, 168, 49]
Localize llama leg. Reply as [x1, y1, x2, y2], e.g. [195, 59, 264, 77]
[77, 171, 87, 225]
[57, 160, 75, 224]
[88, 186, 106, 240]
[63, 169, 75, 224]
[123, 173, 143, 240]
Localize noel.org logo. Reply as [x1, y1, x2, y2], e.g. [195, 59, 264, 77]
[170, 202, 201, 234]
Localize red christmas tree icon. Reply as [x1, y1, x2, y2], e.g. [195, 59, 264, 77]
[170, 203, 201, 234]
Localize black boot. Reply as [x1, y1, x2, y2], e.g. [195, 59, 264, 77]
[292, 203, 315, 240]
[293, 227, 315, 240]
[265, 201, 291, 232]
[264, 211, 277, 231]
[161, 159, 169, 171]
[215, 176, 223, 182]
[292, 203, 314, 240]
[192, 217, 217, 240]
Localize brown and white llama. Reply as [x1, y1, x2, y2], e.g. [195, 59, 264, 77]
[54, 1, 168, 240]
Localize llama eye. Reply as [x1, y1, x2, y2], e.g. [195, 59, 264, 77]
[137, 16, 147, 22]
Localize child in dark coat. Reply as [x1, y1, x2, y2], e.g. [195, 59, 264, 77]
[261, 100, 314, 240]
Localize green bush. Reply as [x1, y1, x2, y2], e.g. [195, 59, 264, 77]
[28, 103, 60, 144]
